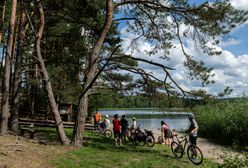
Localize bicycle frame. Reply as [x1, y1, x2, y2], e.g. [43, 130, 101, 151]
[173, 135, 191, 153]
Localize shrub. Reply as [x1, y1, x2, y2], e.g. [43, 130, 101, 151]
[219, 153, 248, 168]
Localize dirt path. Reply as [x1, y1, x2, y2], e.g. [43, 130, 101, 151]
[0, 134, 75, 168]
[151, 129, 237, 163]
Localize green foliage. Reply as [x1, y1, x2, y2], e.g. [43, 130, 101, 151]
[220, 153, 248, 168]
[90, 90, 196, 109]
[47, 65, 81, 103]
[194, 98, 248, 146]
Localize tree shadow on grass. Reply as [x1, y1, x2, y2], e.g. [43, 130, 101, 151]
[84, 135, 165, 155]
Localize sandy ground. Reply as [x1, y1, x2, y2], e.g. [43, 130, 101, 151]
[0, 133, 76, 168]
[151, 128, 238, 163]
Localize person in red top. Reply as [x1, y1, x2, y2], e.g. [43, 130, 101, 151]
[112, 114, 123, 146]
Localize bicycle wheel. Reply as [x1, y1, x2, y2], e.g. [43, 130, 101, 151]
[135, 138, 146, 146]
[104, 129, 112, 139]
[91, 129, 100, 136]
[129, 133, 136, 145]
[146, 135, 155, 147]
[187, 145, 203, 165]
[171, 142, 184, 158]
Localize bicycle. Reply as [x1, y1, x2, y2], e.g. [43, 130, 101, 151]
[171, 134, 203, 165]
[144, 129, 155, 147]
[128, 126, 155, 147]
[91, 126, 112, 139]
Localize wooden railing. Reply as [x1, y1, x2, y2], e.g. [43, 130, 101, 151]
[19, 118, 94, 130]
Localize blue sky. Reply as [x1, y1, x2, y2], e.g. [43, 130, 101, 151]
[223, 24, 248, 56]
[118, 0, 248, 97]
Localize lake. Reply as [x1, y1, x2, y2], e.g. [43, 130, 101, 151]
[98, 110, 191, 131]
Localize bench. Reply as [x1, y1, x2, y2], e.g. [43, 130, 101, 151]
[19, 128, 36, 139]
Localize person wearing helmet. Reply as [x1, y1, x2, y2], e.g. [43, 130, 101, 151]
[188, 114, 199, 145]
[104, 115, 110, 128]
[101, 114, 110, 130]
[132, 117, 137, 128]
[130, 117, 137, 133]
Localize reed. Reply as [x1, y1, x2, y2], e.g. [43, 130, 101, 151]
[194, 98, 248, 146]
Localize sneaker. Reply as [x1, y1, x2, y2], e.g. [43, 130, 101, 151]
[115, 143, 119, 147]
[120, 143, 124, 146]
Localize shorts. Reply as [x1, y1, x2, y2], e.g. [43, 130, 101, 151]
[121, 127, 128, 137]
[114, 130, 121, 138]
[165, 129, 172, 138]
[94, 121, 100, 128]
[189, 135, 197, 145]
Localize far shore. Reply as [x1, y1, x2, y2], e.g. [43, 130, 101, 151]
[98, 107, 191, 112]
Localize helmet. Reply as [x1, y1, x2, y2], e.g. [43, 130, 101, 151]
[132, 117, 136, 120]
[105, 115, 109, 118]
[188, 113, 195, 119]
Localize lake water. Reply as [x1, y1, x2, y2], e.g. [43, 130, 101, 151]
[99, 110, 191, 131]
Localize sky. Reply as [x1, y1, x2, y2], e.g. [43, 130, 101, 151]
[119, 0, 248, 97]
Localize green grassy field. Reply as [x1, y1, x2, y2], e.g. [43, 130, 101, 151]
[51, 131, 217, 168]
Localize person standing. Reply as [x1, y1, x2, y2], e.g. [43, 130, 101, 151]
[94, 111, 101, 129]
[188, 114, 199, 145]
[112, 114, 123, 146]
[130, 117, 137, 134]
[120, 115, 129, 141]
[104, 115, 110, 129]
[161, 120, 172, 146]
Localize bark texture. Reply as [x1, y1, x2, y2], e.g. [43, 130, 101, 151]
[10, 8, 26, 133]
[74, 0, 113, 147]
[35, 0, 69, 145]
[0, 0, 6, 44]
[1, 0, 17, 134]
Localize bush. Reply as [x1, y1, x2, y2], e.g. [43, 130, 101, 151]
[219, 153, 248, 168]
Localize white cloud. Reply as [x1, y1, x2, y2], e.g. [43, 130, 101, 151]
[219, 38, 240, 47]
[231, 0, 248, 10]
[120, 26, 248, 97]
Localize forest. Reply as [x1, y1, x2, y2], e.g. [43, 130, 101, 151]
[1, 0, 248, 150]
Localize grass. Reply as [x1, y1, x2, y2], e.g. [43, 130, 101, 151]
[51, 131, 217, 168]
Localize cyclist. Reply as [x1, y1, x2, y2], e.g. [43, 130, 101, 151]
[120, 115, 129, 140]
[112, 114, 123, 146]
[188, 114, 199, 145]
[104, 115, 110, 128]
[100, 115, 110, 131]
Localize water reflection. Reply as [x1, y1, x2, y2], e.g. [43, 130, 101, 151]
[99, 110, 190, 131]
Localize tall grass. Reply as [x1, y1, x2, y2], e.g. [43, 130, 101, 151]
[194, 98, 248, 146]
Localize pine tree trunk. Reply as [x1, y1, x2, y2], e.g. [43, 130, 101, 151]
[10, 9, 26, 133]
[75, 94, 88, 147]
[0, 0, 17, 134]
[0, 0, 6, 45]
[35, 0, 69, 145]
[74, 0, 113, 146]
